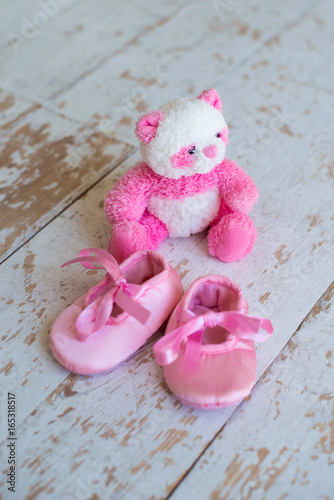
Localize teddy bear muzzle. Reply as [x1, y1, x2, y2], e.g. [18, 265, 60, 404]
[203, 145, 218, 158]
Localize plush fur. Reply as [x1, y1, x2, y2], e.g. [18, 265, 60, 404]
[105, 89, 259, 263]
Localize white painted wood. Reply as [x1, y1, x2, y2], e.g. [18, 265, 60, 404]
[46, 0, 322, 145]
[171, 284, 334, 500]
[0, 0, 333, 498]
[0, 106, 133, 262]
[0, 0, 192, 101]
[0, 0, 82, 48]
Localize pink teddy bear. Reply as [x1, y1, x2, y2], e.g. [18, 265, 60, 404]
[105, 89, 258, 263]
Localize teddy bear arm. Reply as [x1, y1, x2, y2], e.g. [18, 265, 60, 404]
[218, 161, 259, 214]
[104, 164, 153, 223]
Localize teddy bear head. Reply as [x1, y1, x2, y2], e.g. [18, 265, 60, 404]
[135, 89, 229, 180]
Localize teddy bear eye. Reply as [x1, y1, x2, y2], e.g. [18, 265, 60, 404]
[188, 147, 196, 154]
[216, 132, 221, 138]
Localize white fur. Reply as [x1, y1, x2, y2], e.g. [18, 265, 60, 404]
[140, 97, 227, 180]
[147, 188, 221, 237]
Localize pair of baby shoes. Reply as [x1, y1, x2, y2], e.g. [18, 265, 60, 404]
[49, 248, 273, 409]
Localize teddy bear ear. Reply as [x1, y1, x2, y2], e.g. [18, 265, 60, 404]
[135, 110, 164, 143]
[197, 89, 222, 111]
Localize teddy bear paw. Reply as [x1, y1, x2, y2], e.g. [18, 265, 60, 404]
[208, 213, 257, 262]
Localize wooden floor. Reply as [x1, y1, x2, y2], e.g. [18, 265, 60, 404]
[0, 0, 333, 498]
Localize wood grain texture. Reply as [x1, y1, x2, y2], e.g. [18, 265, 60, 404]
[46, 0, 322, 145]
[0, 0, 333, 498]
[171, 282, 334, 500]
[0, 106, 134, 262]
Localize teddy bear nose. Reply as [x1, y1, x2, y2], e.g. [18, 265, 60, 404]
[203, 145, 218, 158]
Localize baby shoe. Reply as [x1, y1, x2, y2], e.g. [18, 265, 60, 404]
[49, 248, 183, 375]
[153, 275, 273, 409]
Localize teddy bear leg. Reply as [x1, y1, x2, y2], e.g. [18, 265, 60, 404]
[109, 211, 168, 263]
[208, 213, 257, 262]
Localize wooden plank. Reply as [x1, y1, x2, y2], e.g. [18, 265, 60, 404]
[171, 283, 334, 500]
[0, 106, 134, 262]
[46, 0, 322, 145]
[0, 0, 193, 101]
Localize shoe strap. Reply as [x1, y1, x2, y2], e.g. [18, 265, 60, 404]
[154, 310, 273, 366]
[61, 248, 150, 341]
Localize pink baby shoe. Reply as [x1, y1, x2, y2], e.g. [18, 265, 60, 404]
[153, 275, 273, 409]
[49, 248, 183, 375]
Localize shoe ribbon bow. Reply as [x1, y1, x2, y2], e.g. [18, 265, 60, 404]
[62, 248, 151, 341]
[154, 310, 273, 366]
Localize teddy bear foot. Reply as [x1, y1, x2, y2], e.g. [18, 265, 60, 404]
[208, 213, 257, 263]
[109, 216, 168, 263]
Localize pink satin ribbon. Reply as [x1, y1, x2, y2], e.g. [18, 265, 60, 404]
[154, 310, 273, 366]
[62, 248, 150, 341]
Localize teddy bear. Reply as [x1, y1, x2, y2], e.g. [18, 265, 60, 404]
[104, 89, 258, 263]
